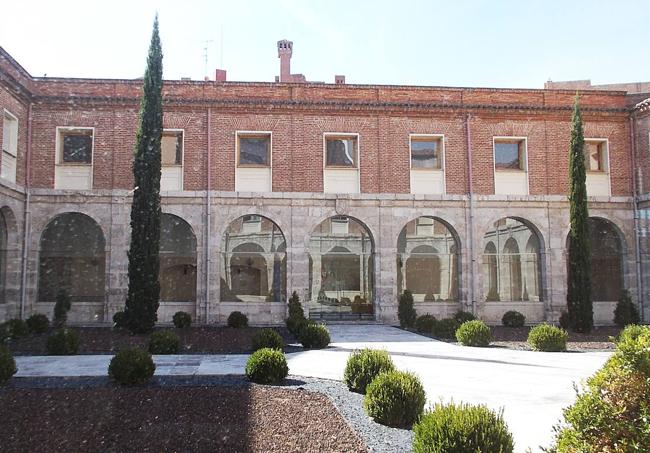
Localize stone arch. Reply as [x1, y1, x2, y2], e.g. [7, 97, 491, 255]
[159, 213, 197, 303]
[583, 217, 625, 302]
[221, 215, 286, 303]
[37, 212, 106, 304]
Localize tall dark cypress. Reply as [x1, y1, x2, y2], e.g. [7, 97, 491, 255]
[124, 16, 163, 334]
[566, 94, 593, 333]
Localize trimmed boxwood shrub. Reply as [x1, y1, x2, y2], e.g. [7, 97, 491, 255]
[286, 315, 306, 336]
[0, 346, 17, 386]
[108, 348, 156, 386]
[299, 323, 330, 349]
[46, 328, 79, 355]
[617, 324, 647, 344]
[113, 311, 127, 329]
[456, 320, 491, 347]
[172, 311, 192, 329]
[364, 370, 426, 428]
[501, 310, 525, 328]
[453, 310, 476, 324]
[415, 315, 436, 334]
[148, 330, 180, 354]
[6, 319, 28, 339]
[26, 313, 50, 334]
[245, 348, 289, 384]
[413, 402, 514, 453]
[614, 289, 640, 327]
[252, 328, 284, 351]
[227, 311, 248, 328]
[398, 290, 417, 328]
[344, 348, 395, 394]
[431, 318, 459, 340]
[528, 323, 568, 352]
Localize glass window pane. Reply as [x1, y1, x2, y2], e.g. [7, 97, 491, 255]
[411, 138, 440, 169]
[239, 136, 270, 166]
[326, 138, 356, 167]
[162, 132, 182, 165]
[494, 142, 521, 170]
[62, 133, 92, 163]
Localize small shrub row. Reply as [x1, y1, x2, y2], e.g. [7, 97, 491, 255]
[528, 323, 568, 352]
[252, 329, 284, 351]
[456, 320, 491, 347]
[431, 318, 459, 339]
[415, 315, 436, 334]
[46, 329, 79, 355]
[364, 370, 426, 428]
[228, 311, 248, 328]
[344, 348, 395, 394]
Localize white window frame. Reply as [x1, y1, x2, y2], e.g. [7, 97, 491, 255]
[55, 126, 94, 189]
[2, 109, 18, 183]
[2, 109, 18, 157]
[323, 132, 360, 169]
[493, 136, 529, 194]
[583, 138, 610, 174]
[236, 131, 273, 168]
[409, 133, 446, 193]
[162, 128, 185, 190]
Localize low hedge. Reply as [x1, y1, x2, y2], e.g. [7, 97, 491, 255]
[148, 330, 180, 354]
[299, 323, 330, 349]
[413, 402, 514, 453]
[252, 329, 284, 351]
[453, 310, 476, 324]
[344, 348, 395, 394]
[455, 320, 491, 347]
[108, 348, 156, 386]
[528, 323, 568, 352]
[46, 328, 79, 355]
[364, 370, 426, 428]
[227, 311, 248, 328]
[415, 315, 436, 334]
[245, 348, 289, 384]
[6, 319, 28, 339]
[172, 311, 192, 329]
[431, 318, 459, 340]
[0, 346, 17, 386]
[26, 314, 50, 334]
[501, 310, 525, 328]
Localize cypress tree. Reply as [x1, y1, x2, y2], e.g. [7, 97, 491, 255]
[566, 94, 593, 333]
[124, 16, 163, 334]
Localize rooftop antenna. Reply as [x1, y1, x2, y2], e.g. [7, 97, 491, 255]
[203, 39, 213, 79]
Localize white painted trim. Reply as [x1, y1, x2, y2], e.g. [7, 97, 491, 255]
[2, 109, 18, 157]
[585, 137, 611, 197]
[55, 126, 95, 189]
[408, 133, 446, 194]
[235, 130, 273, 192]
[492, 136, 529, 195]
[162, 128, 185, 191]
[323, 132, 361, 194]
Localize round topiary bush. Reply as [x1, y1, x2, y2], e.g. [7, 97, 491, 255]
[413, 402, 514, 453]
[227, 311, 248, 328]
[364, 370, 426, 428]
[299, 323, 330, 349]
[453, 310, 476, 324]
[6, 319, 29, 339]
[108, 348, 156, 386]
[252, 328, 284, 351]
[26, 313, 50, 334]
[112, 311, 127, 329]
[456, 320, 492, 347]
[0, 346, 17, 386]
[172, 311, 192, 329]
[245, 348, 289, 384]
[501, 310, 525, 328]
[344, 348, 395, 394]
[148, 330, 180, 354]
[528, 323, 568, 352]
[415, 315, 436, 334]
[46, 328, 80, 355]
[431, 318, 459, 340]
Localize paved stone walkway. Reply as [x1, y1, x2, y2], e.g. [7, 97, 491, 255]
[14, 325, 610, 452]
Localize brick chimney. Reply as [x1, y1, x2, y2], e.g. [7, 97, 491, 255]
[215, 69, 227, 82]
[277, 39, 293, 83]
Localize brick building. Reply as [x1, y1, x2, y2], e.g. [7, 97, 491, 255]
[1, 40, 649, 325]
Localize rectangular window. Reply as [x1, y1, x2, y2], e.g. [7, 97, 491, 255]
[2, 111, 18, 157]
[59, 129, 93, 164]
[238, 134, 271, 166]
[410, 136, 442, 169]
[162, 130, 183, 165]
[325, 135, 357, 167]
[494, 139, 525, 170]
[584, 140, 606, 172]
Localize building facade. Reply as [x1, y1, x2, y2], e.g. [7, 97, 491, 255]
[1, 41, 649, 326]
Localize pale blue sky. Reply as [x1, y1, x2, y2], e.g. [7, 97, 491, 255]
[2, 0, 649, 88]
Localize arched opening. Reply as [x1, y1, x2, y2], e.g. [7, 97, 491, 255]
[221, 215, 286, 302]
[159, 214, 197, 302]
[309, 216, 374, 317]
[589, 217, 624, 301]
[38, 213, 106, 303]
[482, 217, 542, 302]
[397, 217, 459, 302]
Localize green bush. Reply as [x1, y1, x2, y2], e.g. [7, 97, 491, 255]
[344, 349, 396, 394]
[528, 323, 568, 352]
[53, 289, 71, 327]
[453, 310, 476, 324]
[616, 324, 647, 344]
[299, 323, 330, 349]
[26, 313, 50, 334]
[0, 323, 9, 343]
[415, 315, 436, 334]
[364, 370, 426, 428]
[113, 311, 127, 329]
[6, 319, 29, 339]
[148, 330, 180, 354]
[108, 348, 156, 386]
[501, 310, 525, 328]
[558, 311, 570, 330]
[227, 311, 248, 328]
[252, 328, 284, 351]
[613, 289, 640, 327]
[550, 326, 650, 452]
[245, 348, 289, 384]
[0, 346, 17, 386]
[46, 328, 80, 355]
[172, 311, 192, 329]
[456, 320, 491, 347]
[431, 318, 459, 340]
[398, 290, 417, 328]
[288, 291, 305, 319]
[413, 402, 514, 453]
[286, 315, 307, 336]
